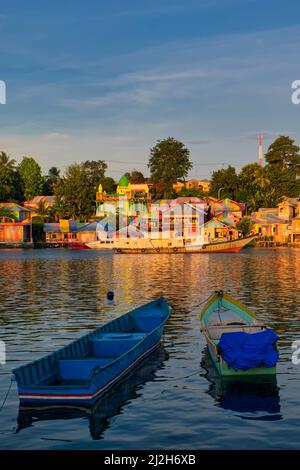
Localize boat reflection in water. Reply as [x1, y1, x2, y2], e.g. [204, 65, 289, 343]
[201, 348, 282, 421]
[16, 345, 168, 440]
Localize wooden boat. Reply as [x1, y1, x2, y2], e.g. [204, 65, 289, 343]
[16, 346, 168, 438]
[200, 291, 278, 377]
[13, 298, 170, 405]
[114, 235, 256, 254]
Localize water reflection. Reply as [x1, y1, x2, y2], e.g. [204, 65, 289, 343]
[16, 346, 168, 440]
[1, 248, 300, 449]
[201, 348, 282, 421]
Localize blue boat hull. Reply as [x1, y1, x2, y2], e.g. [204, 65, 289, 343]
[13, 298, 170, 405]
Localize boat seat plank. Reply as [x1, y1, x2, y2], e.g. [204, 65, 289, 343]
[91, 333, 146, 357]
[207, 325, 264, 340]
[58, 358, 114, 381]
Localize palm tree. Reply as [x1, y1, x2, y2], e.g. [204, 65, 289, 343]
[35, 200, 49, 220]
[0, 151, 16, 171]
[253, 167, 271, 190]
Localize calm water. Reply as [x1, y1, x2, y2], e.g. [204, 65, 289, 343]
[0, 248, 300, 450]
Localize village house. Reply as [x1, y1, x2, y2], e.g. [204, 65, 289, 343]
[291, 218, 300, 244]
[0, 203, 32, 244]
[201, 218, 239, 243]
[43, 220, 80, 244]
[251, 209, 291, 244]
[24, 196, 54, 216]
[210, 198, 245, 223]
[250, 196, 300, 244]
[43, 220, 98, 244]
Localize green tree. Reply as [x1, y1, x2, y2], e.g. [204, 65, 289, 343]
[101, 176, 116, 193]
[43, 166, 61, 195]
[209, 165, 239, 200]
[82, 160, 107, 191]
[54, 163, 95, 220]
[236, 217, 254, 236]
[0, 151, 16, 201]
[148, 137, 192, 197]
[265, 135, 300, 172]
[18, 157, 44, 200]
[124, 170, 145, 183]
[35, 200, 49, 220]
[177, 186, 205, 198]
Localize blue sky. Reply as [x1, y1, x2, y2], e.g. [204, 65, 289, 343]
[1, 0, 300, 179]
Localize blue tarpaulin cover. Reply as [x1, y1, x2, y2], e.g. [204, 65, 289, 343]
[218, 329, 279, 371]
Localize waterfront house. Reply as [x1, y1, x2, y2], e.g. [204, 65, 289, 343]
[0, 203, 32, 244]
[0, 221, 31, 243]
[201, 218, 239, 243]
[251, 209, 290, 243]
[291, 217, 300, 244]
[0, 202, 31, 222]
[139, 198, 205, 238]
[277, 196, 300, 221]
[211, 198, 245, 221]
[24, 196, 54, 216]
[44, 220, 80, 243]
[77, 221, 98, 243]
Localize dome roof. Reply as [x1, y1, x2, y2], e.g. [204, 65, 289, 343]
[118, 175, 129, 187]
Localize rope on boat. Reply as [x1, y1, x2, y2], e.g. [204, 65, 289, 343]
[0, 378, 13, 412]
[189, 294, 212, 313]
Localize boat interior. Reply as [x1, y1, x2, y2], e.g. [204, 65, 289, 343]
[206, 308, 264, 343]
[14, 304, 165, 389]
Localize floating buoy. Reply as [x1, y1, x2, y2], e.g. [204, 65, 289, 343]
[107, 291, 114, 301]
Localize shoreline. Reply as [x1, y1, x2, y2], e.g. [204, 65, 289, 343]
[0, 242, 299, 250]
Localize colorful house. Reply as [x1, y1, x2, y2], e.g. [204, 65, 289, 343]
[278, 196, 300, 221]
[201, 218, 239, 243]
[24, 196, 54, 215]
[43, 220, 80, 243]
[77, 221, 98, 243]
[0, 202, 31, 222]
[0, 203, 32, 244]
[251, 209, 290, 243]
[0, 222, 31, 243]
[211, 198, 245, 222]
[139, 199, 205, 238]
[291, 217, 300, 244]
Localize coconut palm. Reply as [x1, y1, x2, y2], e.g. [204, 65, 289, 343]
[35, 200, 49, 220]
[0, 151, 16, 170]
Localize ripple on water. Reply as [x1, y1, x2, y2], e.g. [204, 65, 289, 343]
[0, 248, 300, 449]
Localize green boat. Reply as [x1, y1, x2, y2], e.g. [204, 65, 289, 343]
[200, 291, 278, 377]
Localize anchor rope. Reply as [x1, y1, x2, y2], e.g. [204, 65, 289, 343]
[188, 294, 212, 313]
[0, 378, 13, 412]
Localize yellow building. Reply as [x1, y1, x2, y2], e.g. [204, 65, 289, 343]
[96, 175, 152, 218]
[173, 179, 210, 193]
[291, 218, 300, 244]
[278, 197, 298, 221]
[251, 209, 291, 243]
